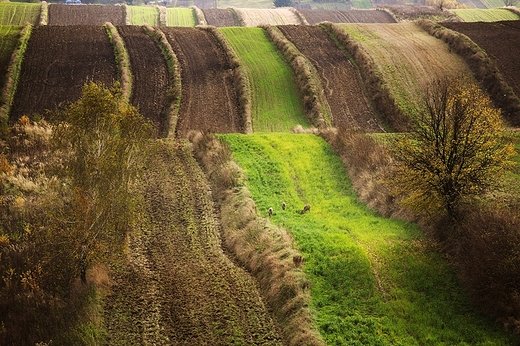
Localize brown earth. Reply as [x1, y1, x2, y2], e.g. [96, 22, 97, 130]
[380, 5, 460, 21]
[103, 139, 283, 345]
[278, 25, 383, 132]
[9, 26, 117, 122]
[117, 25, 171, 137]
[201, 8, 240, 27]
[160, 27, 243, 137]
[48, 4, 125, 26]
[442, 21, 520, 105]
[299, 9, 396, 25]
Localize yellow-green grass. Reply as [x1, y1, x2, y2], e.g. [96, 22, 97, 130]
[221, 132, 518, 345]
[220, 27, 309, 132]
[0, 25, 21, 89]
[166, 8, 197, 27]
[340, 22, 472, 119]
[0, 3, 40, 25]
[234, 8, 301, 26]
[451, 8, 520, 21]
[128, 5, 159, 26]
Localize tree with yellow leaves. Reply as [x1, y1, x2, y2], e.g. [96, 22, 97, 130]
[388, 77, 516, 219]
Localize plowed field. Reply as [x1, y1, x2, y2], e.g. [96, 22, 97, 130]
[202, 8, 240, 27]
[442, 21, 520, 103]
[161, 27, 242, 137]
[118, 26, 171, 136]
[278, 25, 382, 132]
[48, 4, 125, 26]
[103, 140, 283, 345]
[300, 9, 396, 25]
[10, 26, 117, 121]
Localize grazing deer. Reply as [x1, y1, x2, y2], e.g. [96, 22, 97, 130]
[301, 205, 310, 214]
[282, 202, 286, 210]
[268, 207, 273, 216]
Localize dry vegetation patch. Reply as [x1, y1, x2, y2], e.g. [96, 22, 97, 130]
[235, 8, 303, 26]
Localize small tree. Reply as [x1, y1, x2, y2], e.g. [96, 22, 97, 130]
[388, 77, 516, 219]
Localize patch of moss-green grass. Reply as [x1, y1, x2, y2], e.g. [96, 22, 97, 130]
[166, 8, 197, 27]
[220, 27, 309, 132]
[221, 132, 518, 345]
[0, 3, 40, 25]
[128, 5, 159, 26]
[451, 8, 520, 22]
[0, 25, 21, 90]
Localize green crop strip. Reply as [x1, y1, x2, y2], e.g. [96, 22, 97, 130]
[221, 132, 517, 345]
[128, 5, 159, 26]
[166, 8, 197, 27]
[451, 8, 520, 22]
[0, 3, 40, 26]
[220, 27, 308, 132]
[0, 26, 22, 90]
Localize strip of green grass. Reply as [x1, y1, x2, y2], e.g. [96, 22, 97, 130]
[166, 8, 197, 27]
[128, 5, 159, 26]
[0, 25, 21, 89]
[220, 27, 309, 132]
[451, 8, 520, 22]
[221, 132, 518, 345]
[0, 3, 40, 25]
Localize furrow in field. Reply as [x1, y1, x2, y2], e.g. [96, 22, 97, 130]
[299, 9, 396, 25]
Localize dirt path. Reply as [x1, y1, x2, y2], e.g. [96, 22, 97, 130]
[160, 27, 243, 138]
[278, 25, 382, 132]
[103, 140, 283, 345]
[118, 25, 171, 137]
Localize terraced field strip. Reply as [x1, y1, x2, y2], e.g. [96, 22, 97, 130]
[0, 25, 21, 89]
[201, 8, 239, 27]
[128, 5, 159, 26]
[0, 3, 40, 26]
[341, 22, 472, 118]
[234, 8, 302, 26]
[48, 4, 125, 25]
[220, 27, 309, 132]
[278, 25, 382, 132]
[223, 132, 518, 345]
[166, 8, 197, 27]
[451, 8, 520, 22]
[103, 139, 283, 345]
[118, 25, 171, 136]
[300, 9, 396, 25]
[10, 26, 118, 121]
[161, 27, 243, 137]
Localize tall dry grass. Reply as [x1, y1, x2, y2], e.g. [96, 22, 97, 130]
[263, 25, 329, 129]
[204, 26, 252, 133]
[104, 22, 132, 103]
[189, 131, 325, 346]
[158, 5, 167, 26]
[417, 19, 520, 127]
[289, 7, 309, 25]
[321, 22, 410, 132]
[39, 1, 48, 25]
[191, 6, 207, 26]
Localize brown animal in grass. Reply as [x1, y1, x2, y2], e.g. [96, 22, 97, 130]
[268, 207, 273, 216]
[301, 205, 310, 214]
[282, 202, 286, 210]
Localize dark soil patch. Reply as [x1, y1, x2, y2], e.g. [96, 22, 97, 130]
[160, 27, 243, 137]
[300, 9, 396, 25]
[380, 5, 460, 21]
[10, 25, 117, 122]
[48, 4, 125, 26]
[103, 140, 283, 345]
[442, 21, 520, 106]
[278, 25, 383, 132]
[117, 25, 171, 137]
[201, 8, 240, 27]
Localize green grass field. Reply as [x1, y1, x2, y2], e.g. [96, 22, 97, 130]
[128, 5, 159, 26]
[0, 3, 40, 25]
[220, 27, 309, 132]
[0, 25, 21, 89]
[451, 8, 520, 21]
[222, 132, 518, 345]
[166, 8, 197, 27]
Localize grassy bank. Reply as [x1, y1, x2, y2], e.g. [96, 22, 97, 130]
[222, 132, 517, 345]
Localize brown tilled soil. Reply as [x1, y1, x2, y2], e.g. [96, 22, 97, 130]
[48, 4, 125, 26]
[300, 9, 396, 25]
[103, 140, 283, 345]
[117, 25, 171, 137]
[201, 8, 240, 27]
[160, 27, 243, 137]
[10, 26, 118, 122]
[278, 25, 383, 132]
[380, 5, 459, 22]
[442, 21, 520, 103]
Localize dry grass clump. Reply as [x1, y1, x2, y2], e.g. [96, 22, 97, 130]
[191, 6, 207, 26]
[417, 19, 520, 127]
[506, 6, 520, 16]
[158, 5, 167, 26]
[380, 4, 461, 22]
[321, 22, 409, 132]
[39, 1, 48, 25]
[104, 22, 132, 103]
[189, 131, 325, 346]
[263, 25, 330, 129]
[289, 7, 309, 25]
[203, 26, 252, 133]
